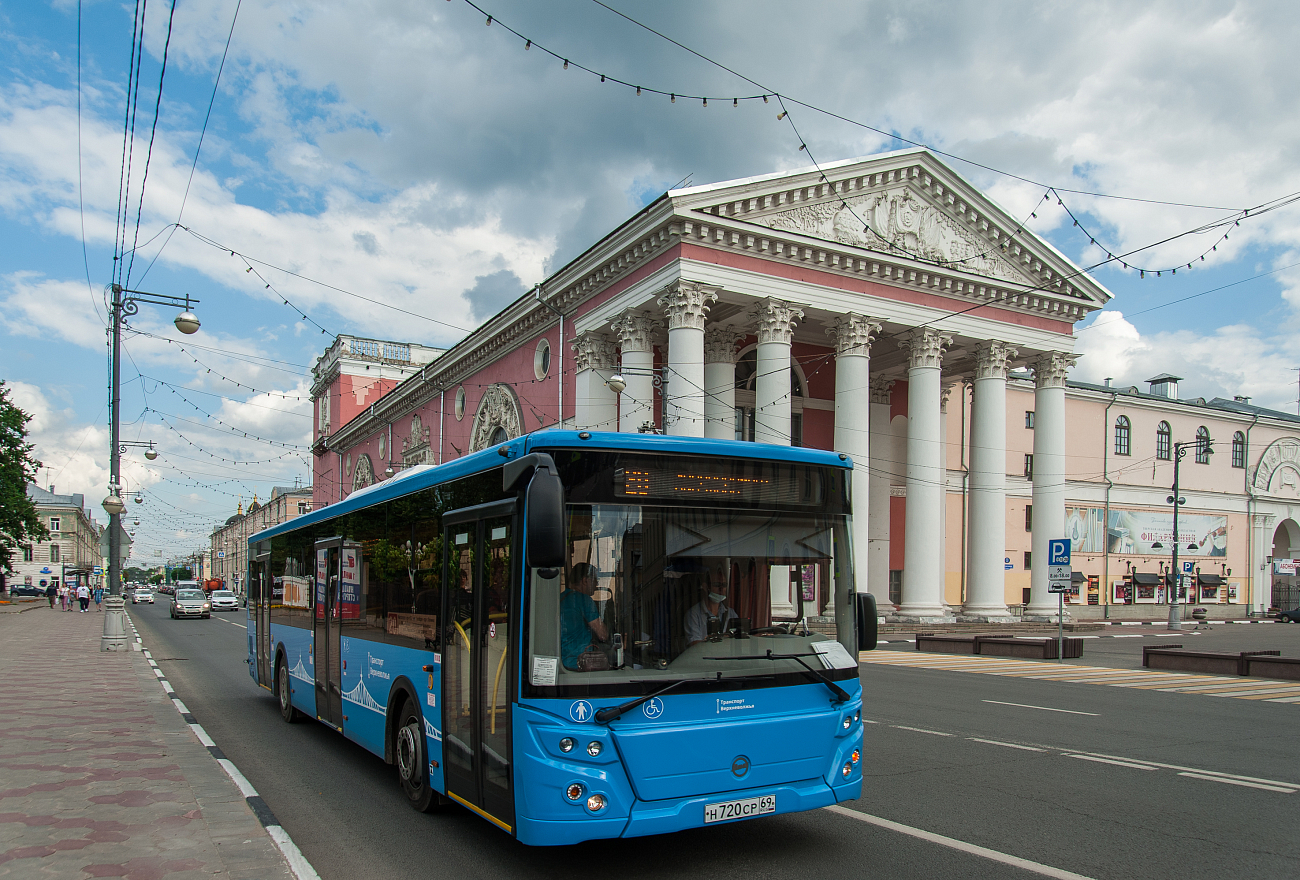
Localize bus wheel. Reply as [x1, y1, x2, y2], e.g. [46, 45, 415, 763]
[396, 703, 437, 812]
[277, 659, 299, 724]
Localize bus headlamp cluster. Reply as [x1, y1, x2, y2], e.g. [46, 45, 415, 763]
[586, 793, 607, 811]
[842, 748, 862, 779]
[566, 783, 585, 801]
[586, 741, 602, 757]
[842, 715, 853, 729]
[559, 737, 575, 753]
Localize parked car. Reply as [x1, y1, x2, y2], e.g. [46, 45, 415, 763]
[209, 590, 239, 612]
[157, 584, 174, 596]
[132, 588, 154, 604]
[10, 585, 44, 597]
[1275, 607, 1300, 623]
[170, 588, 210, 619]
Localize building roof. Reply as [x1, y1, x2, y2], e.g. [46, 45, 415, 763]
[1066, 381, 1300, 426]
[1145, 373, 1183, 383]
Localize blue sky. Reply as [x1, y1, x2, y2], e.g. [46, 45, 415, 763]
[3, 0, 1299, 562]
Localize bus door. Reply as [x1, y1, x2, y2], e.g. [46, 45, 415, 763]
[443, 501, 516, 832]
[313, 538, 344, 729]
[252, 552, 272, 686]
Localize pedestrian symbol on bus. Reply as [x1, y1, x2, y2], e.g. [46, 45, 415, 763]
[570, 700, 593, 722]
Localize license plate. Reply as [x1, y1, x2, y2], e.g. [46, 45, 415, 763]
[703, 794, 776, 824]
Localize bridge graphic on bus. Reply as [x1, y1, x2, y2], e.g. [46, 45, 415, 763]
[288, 657, 312, 684]
[341, 676, 386, 715]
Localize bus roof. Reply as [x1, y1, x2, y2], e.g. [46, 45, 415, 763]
[250, 430, 853, 547]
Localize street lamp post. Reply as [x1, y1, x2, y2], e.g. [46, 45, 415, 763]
[1166, 437, 1212, 631]
[102, 283, 199, 651]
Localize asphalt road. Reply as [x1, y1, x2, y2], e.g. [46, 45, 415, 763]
[127, 601, 1300, 880]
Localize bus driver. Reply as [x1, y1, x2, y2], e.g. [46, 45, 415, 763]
[685, 579, 738, 646]
[560, 563, 608, 670]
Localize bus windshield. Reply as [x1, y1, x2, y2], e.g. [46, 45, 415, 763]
[527, 503, 857, 692]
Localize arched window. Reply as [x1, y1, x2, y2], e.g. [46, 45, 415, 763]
[1156, 421, 1171, 460]
[1114, 415, 1131, 456]
[1195, 426, 1211, 464]
[1232, 431, 1246, 469]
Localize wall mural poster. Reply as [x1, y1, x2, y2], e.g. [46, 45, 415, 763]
[1066, 507, 1228, 556]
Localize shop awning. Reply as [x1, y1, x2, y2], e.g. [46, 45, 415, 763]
[1132, 572, 1161, 586]
[1071, 571, 1086, 583]
[1197, 573, 1225, 586]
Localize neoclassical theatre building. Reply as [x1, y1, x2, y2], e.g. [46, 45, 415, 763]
[310, 148, 1295, 619]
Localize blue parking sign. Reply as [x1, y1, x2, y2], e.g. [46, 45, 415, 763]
[1048, 539, 1071, 566]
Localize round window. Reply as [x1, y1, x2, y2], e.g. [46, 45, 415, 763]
[455, 386, 466, 421]
[534, 338, 551, 380]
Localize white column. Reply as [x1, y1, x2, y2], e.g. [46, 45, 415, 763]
[939, 383, 954, 606]
[704, 327, 742, 439]
[897, 328, 953, 619]
[658, 281, 717, 437]
[571, 331, 618, 432]
[1028, 351, 1077, 617]
[1252, 513, 1276, 615]
[611, 310, 661, 433]
[829, 315, 883, 600]
[750, 298, 803, 446]
[964, 341, 1018, 619]
[868, 377, 895, 608]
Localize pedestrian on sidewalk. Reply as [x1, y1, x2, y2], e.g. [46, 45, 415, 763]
[93, 586, 103, 610]
[44, 582, 55, 608]
[77, 584, 90, 612]
[58, 584, 67, 611]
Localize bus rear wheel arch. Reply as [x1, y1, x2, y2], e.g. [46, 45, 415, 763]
[395, 699, 442, 813]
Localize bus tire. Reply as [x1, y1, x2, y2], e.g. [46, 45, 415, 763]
[277, 657, 300, 724]
[396, 702, 438, 812]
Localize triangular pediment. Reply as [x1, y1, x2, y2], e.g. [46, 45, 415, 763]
[668, 149, 1112, 308]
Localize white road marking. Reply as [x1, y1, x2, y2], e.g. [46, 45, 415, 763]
[892, 725, 953, 736]
[1073, 752, 1299, 788]
[267, 824, 323, 880]
[983, 700, 1099, 716]
[1066, 754, 1156, 770]
[1177, 772, 1296, 793]
[825, 806, 1098, 880]
[1111, 634, 1144, 638]
[967, 738, 1046, 751]
[214, 616, 247, 629]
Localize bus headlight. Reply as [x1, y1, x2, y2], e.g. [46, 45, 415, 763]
[586, 741, 603, 757]
[842, 762, 853, 778]
[559, 737, 575, 753]
[566, 783, 585, 801]
[586, 793, 607, 812]
[842, 715, 853, 729]
[851, 749, 861, 764]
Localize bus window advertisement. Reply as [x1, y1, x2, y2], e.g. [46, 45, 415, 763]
[315, 549, 328, 620]
[340, 546, 362, 620]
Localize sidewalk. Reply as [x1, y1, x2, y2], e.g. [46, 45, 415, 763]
[0, 600, 297, 879]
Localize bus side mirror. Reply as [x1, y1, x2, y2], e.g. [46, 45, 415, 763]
[526, 468, 565, 576]
[856, 592, 878, 651]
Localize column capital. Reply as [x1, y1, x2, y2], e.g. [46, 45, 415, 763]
[1032, 351, 1078, 388]
[828, 313, 883, 356]
[611, 309, 662, 354]
[571, 330, 616, 372]
[900, 328, 952, 370]
[1253, 513, 1278, 529]
[973, 341, 1019, 380]
[703, 326, 744, 364]
[940, 382, 958, 413]
[750, 297, 804, 345]
[657, 280, 719, 331]
[870, 376, 895, 405]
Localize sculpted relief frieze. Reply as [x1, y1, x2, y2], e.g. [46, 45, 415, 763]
[1252, 437, 1300, 496]
[752, 186, 1029, 284]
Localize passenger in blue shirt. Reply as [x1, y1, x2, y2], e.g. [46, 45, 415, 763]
[560, 563, 608, 669]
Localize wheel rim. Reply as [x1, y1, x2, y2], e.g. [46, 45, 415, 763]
[279, 666, 290, 711]
[397, 723, 419, 783]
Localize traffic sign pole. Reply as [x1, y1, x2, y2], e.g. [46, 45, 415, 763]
[1047, 539, 1071, 662]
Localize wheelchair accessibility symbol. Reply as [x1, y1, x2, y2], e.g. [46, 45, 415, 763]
[569, 700, 593, 722]
[642, 697, 664, 719]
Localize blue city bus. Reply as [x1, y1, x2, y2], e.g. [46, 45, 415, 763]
[246, 430, 877, 845]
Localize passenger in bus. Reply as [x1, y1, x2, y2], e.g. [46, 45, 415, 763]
[685, 578, 738, 646]
[560, 563, 608, 669]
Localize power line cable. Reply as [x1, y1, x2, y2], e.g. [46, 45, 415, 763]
[124, 0, 177, 288]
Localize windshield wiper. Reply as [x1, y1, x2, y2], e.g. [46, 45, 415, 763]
[594, 675, 714, 724]
[703, 649, 851, 703]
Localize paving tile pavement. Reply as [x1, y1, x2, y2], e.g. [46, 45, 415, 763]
[0, 602, 294, 879]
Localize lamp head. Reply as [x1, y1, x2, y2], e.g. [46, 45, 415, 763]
[102, 494, 126, 516]
[144, 449, 158, 460]
[384, 465, 394, 478]
[174, 311, 201, 335]
[134, 495, 143, 504]
[606, 374, 627, 394]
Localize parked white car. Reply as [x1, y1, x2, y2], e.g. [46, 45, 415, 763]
[209, 589, 239, 612]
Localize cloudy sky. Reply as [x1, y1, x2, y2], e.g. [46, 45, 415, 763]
[3, 0, 1299, 562]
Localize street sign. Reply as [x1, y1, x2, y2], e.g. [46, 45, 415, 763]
[99, 523, 132, 560]
[1182, 561, 1194, 573]
[1004, 556, 1014, 571]
[1048, 539, 1071, 593]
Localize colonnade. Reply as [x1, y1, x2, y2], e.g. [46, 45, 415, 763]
[569, 280, 1076, 621]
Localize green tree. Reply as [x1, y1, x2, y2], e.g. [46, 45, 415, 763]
[0, 382, 49, 573]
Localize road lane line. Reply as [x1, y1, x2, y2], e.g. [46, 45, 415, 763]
[892, 725, 953, 736]
[1071, 753, 1299, 788]
[983, 700, 1099, 716]
[968, 738, 1046, 751]
[214, 616, 247, 629]
[824, 806, 1098, 880]
[1066, 755, 1156, 770]
[1177, 772, 1297, 793]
